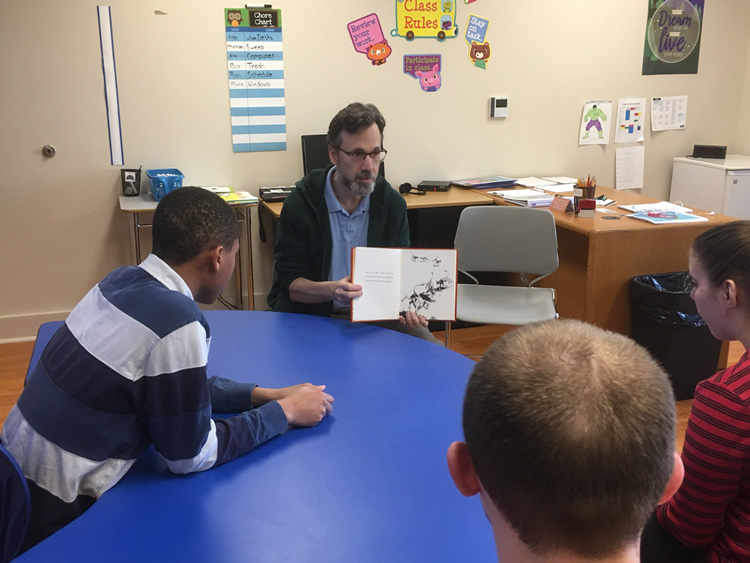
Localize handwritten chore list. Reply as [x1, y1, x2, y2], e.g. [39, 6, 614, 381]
[225, 7, 286, 153]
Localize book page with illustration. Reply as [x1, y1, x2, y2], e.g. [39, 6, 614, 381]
[351, 247, 457, 322]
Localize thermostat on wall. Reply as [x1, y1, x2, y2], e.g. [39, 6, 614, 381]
[490, 96, 508, 119]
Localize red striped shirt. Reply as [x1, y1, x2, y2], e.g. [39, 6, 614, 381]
[658, 350, 750, 562]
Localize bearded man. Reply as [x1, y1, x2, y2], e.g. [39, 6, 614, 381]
[268, 102, 438, 343]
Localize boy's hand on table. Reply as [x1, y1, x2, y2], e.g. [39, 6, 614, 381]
[275, 384, 334, 426]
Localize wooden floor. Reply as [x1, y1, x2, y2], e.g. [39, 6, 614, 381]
[0, 325, 744, 454]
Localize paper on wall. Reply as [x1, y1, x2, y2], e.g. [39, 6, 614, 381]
[616, 146, 645, 190]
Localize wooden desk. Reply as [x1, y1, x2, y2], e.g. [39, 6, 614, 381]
[483, 186, 736, 338]
[261, 187, 493, 219]
[261, 187, 494, 248]
[19, 311, 496, 562]
[119, 194, 257, 310]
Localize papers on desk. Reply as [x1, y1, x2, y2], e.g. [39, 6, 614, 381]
[515, 177, 559, 188]
[538, 184, 575, 194]
[541, 176, 579, 185]
[618, 201, 692, 213]
[515, 177, 576, 193]
[627, 211, 708, 224]
[489, 189, 554, 207]
[619, 200, 706, 224]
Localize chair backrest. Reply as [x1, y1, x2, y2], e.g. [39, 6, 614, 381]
[0, 443, 31, 563]
[301, 134, 386, 177]
[454, 206, 559, 279]
[301, 134, 330, 175]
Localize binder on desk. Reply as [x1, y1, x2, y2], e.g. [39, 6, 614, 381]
[488, 188, 554, 207]
[451, 175, 517, 189]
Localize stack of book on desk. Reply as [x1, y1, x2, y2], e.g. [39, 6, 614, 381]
[451, 175, 517, 189]
[487, 188, 555, 207]
[218, 191, 258, 204]
[201, 186, 258, 204]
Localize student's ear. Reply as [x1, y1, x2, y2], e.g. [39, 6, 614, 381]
[721, 279, 739, 309]
[447, 441, 481, 497]
[198, 245, 224, 276]
[657, 451, 684, 505]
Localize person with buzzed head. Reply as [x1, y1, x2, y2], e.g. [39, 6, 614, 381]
[447, 319, 684, 562]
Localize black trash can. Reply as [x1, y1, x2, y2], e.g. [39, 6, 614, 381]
[629, 272, 722, 401]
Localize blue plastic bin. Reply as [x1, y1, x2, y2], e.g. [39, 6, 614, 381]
[146, 168, 184, 201]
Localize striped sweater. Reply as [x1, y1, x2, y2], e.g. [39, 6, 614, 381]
[657, 350, 750, 562]
[2, 254, 287, 546]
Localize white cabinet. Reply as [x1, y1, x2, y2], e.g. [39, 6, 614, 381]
[670, 155, 750, 219]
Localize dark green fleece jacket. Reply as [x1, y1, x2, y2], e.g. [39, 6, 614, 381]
[267, 166, 410, 316]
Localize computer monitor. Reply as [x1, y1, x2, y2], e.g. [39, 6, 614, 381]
[301, 134, 385, 177]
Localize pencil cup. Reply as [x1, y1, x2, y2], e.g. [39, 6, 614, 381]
[574, 186, 596, 213]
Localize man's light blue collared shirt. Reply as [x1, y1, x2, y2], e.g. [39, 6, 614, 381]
[324, 167, 370, 308]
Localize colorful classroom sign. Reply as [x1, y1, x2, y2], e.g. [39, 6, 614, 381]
[465, 14, 490, 69]
[391, 0, 458, 41]
[403, 54, 442, 92]
[348, 13, 392, 66]
[465, 14, 488, 43]
[615, 98, 646, 143]
[225, 7, 287, 153]
[642, 0, 703, 75]
[579, 100, 612, 146]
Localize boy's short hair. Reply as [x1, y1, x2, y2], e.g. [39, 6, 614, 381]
[463, 319, 675, 558]
[152, 186, 238, 265]
[327, 102, 386, 148]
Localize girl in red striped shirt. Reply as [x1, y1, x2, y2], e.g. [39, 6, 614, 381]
[642, 220, 750, 563]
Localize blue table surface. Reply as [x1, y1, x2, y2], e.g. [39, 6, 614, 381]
[18, 310, 496, 562]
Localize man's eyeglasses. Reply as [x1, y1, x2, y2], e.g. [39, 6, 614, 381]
[336, 147, 388, 162]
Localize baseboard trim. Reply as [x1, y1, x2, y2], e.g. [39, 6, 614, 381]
[0, 311, 70, 343]
[0, 291, 268, 342]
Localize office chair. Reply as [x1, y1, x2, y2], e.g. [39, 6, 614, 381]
[0, 443, 31, 563]
[446, 206, 559, 348]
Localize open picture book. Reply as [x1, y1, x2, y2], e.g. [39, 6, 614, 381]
[351, 247, 457, 322]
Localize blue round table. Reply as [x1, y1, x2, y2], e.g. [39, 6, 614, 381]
[19, 310, 496, 562]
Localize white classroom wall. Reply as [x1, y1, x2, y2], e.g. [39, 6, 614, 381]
[737, 37, 750, 154]
[1, 0, 749, 340]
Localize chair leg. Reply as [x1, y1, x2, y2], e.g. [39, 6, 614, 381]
[444, 321, 451, 349]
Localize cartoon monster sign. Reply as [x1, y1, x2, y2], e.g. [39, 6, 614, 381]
[348, 13, 393, 66]
[465, 14, 490, 69]
[403, 54, 442, 92]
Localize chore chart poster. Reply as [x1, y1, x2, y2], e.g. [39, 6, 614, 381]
[225, 7, 286, 153]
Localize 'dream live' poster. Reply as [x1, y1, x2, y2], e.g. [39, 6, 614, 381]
[642, 0, 704, 75]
